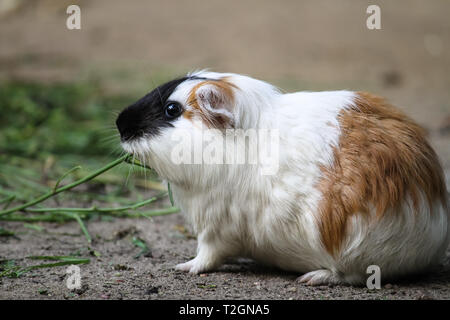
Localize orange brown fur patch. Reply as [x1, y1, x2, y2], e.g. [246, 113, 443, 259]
[185, 78, 237, 128]
[317, 91, 448, 256]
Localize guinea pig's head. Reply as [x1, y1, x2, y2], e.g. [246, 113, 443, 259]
[116, 71, 278, 183]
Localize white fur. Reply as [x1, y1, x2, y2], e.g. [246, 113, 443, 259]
[121, 71, 449, 285]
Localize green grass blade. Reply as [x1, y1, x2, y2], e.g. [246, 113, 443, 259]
[167, 182, 174, 206]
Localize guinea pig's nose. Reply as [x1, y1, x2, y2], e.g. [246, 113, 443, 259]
[116, 108, 142, 142]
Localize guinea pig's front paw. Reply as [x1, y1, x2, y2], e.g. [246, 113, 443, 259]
[297, 269, 340, 286]
[175, 260, 196, 272]
[175, 257, 217, 274]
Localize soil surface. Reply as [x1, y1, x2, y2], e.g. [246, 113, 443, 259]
[1, 209, 450, 300]
[0, 0, 449, 299]
[0, 210, 450, 299]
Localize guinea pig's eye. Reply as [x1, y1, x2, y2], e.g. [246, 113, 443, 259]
[164, 102, 183, 119]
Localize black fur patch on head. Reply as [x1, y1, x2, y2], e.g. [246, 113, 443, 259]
[116, 76, 205, 141]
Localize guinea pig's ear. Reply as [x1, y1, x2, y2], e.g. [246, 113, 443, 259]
[189, 80, 236, 128]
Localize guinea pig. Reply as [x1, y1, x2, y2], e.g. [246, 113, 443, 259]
[116, 70, 449, 286]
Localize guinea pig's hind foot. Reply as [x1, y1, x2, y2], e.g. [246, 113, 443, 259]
[297, 269, 341, 286]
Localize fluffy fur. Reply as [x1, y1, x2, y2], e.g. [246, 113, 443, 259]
[117, 71, 449, 285]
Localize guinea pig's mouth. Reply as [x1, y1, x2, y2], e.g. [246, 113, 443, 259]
[116, 116, 152, 158]
[119, 130, 145, 143]
[119, 135, 149, 156]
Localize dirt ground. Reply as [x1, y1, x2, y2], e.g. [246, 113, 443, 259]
[0, 0, 449, 299]
[1, 209, 449, 300]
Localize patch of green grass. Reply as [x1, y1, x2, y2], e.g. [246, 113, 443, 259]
[0, 81, 131, 202]
[0, 81, 129, 157]
[23, 223, 44, 232]
[0, 80, 152, 197]
[0, 80, 176, 222]
[0, 154, 179, 239]
[0, 227, 15, 236]
[0, 256, 90, 278]
[38, 289, 48, 295]
[131, 236, 151, 259]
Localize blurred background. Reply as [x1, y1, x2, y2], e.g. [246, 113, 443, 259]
[0, 0, 449, 195]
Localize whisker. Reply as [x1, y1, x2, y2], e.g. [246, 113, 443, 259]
[124, 153, 135, 187]
[99, 135, 120, 143]
[96, 126, 120, 132]
[150, 77, 164, 106]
